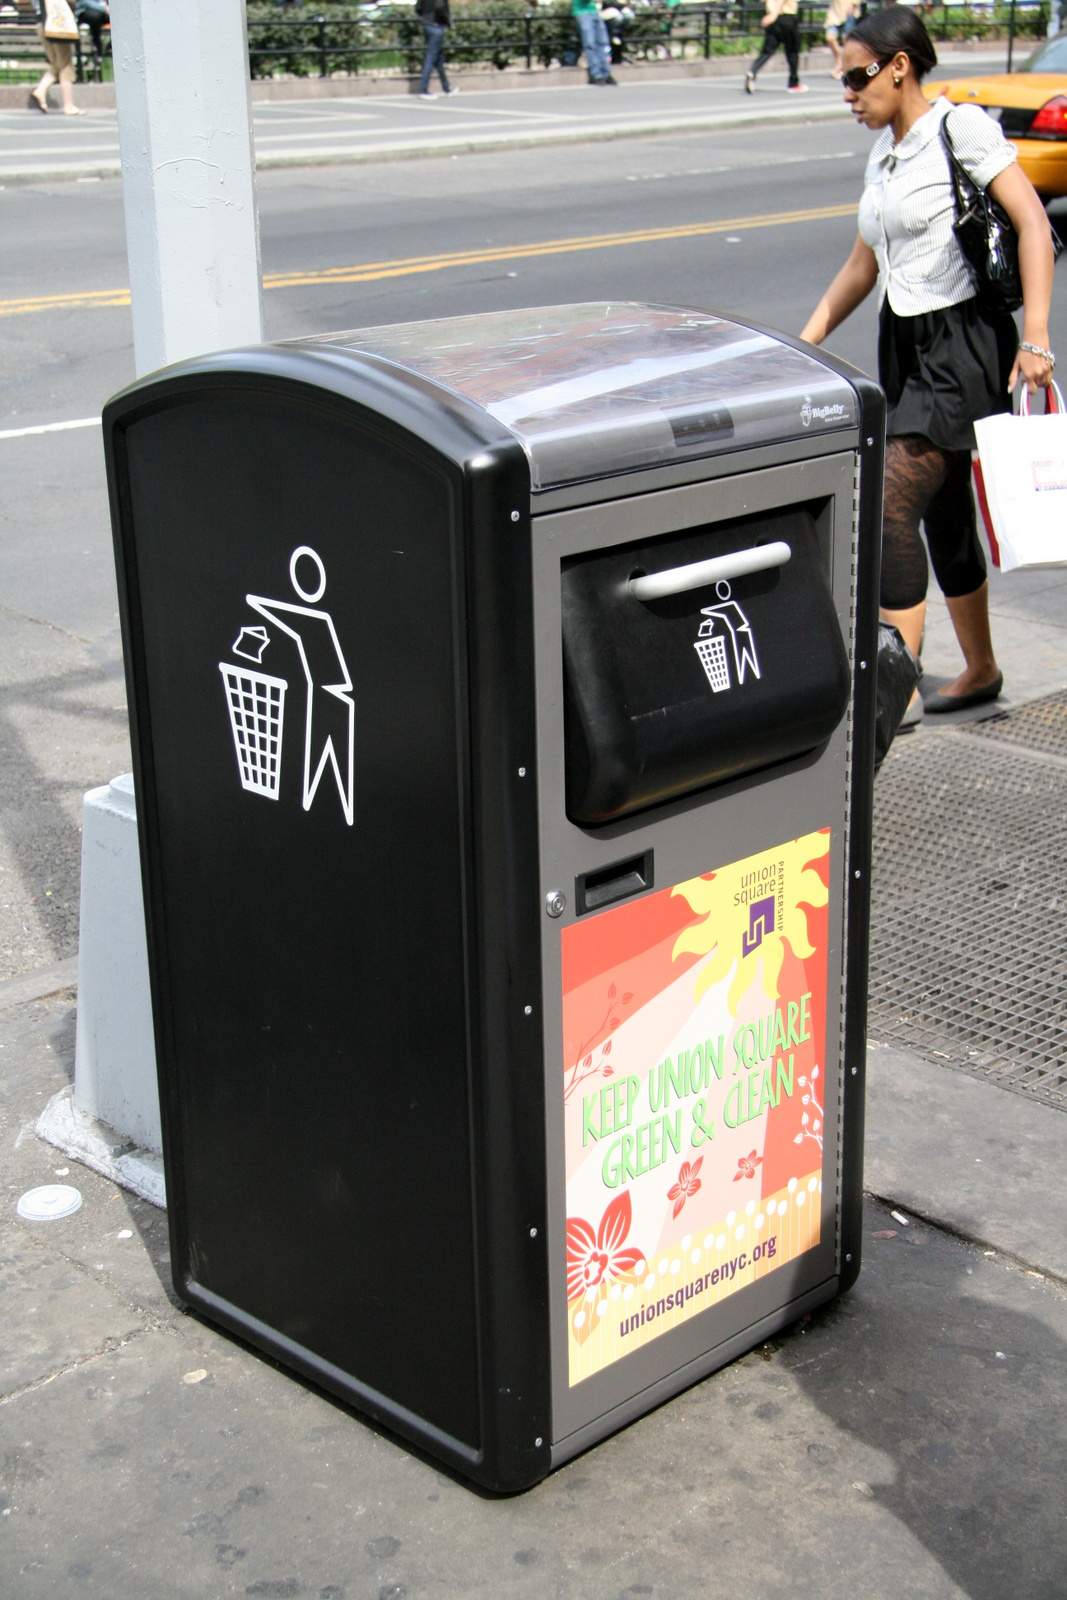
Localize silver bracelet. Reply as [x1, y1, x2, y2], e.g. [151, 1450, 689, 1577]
[1018, 341, 1056, 370]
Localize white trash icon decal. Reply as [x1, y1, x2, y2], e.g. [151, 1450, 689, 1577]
[694, 580, 761, 695]
[220, 546, 355, 826]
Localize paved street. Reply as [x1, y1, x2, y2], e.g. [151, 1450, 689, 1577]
[1, 105, 1066, 1597]
[3, 112, 1065, 986]
[0, 119, 907, 980]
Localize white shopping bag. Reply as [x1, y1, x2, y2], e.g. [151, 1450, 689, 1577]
[973, 382, 1067, 571]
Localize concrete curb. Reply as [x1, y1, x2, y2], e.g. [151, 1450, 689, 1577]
[255, 100, 852, 166]
[0, 50, 831, 111]
[0, 956, 78, 1010]
[0, 99, 852, 186]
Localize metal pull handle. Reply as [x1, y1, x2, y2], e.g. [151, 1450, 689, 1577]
[628, 541, 791, 603]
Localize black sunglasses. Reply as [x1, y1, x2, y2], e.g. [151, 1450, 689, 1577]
[841, 57, 894, 92]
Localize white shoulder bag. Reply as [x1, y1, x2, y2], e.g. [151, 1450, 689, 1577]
[43, 0, 80, 41]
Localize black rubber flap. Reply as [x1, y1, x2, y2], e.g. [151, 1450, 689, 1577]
[562, 509, 851, 824]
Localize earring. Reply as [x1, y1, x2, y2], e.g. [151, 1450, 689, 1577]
[893, 76, 902, 86]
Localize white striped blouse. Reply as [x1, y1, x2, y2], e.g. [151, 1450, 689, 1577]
[858, 97, 1017, 318]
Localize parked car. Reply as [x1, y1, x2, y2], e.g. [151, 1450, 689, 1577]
[924, 31, 1067, 200]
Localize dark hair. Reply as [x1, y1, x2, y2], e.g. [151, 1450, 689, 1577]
[849, 7, 938, 81]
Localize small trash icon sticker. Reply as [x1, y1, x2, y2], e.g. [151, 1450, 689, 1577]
[694, 580, 761, 695]
[220, 545, 355, 826]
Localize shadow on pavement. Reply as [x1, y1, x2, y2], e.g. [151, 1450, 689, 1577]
[784, 1208, 1067, 1600]
[0, 656, 130, 975]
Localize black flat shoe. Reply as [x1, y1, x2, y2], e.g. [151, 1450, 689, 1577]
[923, 673, 1003, 714]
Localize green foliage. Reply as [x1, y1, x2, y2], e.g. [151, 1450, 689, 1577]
[247, 3, 387, 77]
[918, 2, 1049, 43]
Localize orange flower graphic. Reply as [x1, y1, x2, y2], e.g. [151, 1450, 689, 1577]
[566, 1191, 645, 1303]
[667, 1157, 703, 1219]
[733, 1149, 763, 1181]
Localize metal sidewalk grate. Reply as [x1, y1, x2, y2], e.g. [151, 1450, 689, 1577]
[967, 687, 1067, 759]
[869, 695, 1067, 1111]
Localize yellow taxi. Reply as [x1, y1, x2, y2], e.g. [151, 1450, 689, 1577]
[924, 31, 1067, 200]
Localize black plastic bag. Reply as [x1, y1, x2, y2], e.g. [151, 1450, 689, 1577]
[875, 622, 920, 771]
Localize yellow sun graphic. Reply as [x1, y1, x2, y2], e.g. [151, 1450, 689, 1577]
[670, 830, 830, 1009]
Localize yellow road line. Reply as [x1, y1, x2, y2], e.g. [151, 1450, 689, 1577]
[0, 203, 857, 318]
[0, 287, 134, 316]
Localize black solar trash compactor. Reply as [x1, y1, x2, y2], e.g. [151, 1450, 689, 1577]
[103, 303, 883, 1492]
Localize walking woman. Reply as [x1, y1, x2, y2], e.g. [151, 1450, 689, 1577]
[801, 8, 1056, 715]
[745, 0, 807, 95]
[30, 0, 85, 115]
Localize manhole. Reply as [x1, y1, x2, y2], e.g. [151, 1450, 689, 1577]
[869, 709, 1067, 1112]
[968, 686, 1067, 759]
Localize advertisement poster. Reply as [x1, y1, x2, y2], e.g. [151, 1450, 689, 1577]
[562, 830, 831, 1387]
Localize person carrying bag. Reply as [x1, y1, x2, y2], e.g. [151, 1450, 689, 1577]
[800, 6, 1058, 722]
[32, 0, 85, 114]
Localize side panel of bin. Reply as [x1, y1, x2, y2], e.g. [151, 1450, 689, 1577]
[104, 355, 552, 1488]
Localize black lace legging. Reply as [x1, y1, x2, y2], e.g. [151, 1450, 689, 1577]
[880, 434, 988, 611]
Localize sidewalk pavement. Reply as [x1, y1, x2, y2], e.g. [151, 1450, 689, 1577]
[2, 550, 1065, 1596]
[0, 52, 1011, 184]
[3, 997, 1065, 1597]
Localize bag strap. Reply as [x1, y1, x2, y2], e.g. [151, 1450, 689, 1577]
[938, 111, 977, 219]
[1019, 380, 1064, 417]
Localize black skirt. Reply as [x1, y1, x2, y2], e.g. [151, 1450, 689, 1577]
[878, 295, 1018, 453]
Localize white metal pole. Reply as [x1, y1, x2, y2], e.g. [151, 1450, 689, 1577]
[110, 0, 264, 377]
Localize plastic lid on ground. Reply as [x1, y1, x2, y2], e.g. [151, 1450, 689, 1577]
[299, 303, 858, 490]
[17, 1184, 83, 1221]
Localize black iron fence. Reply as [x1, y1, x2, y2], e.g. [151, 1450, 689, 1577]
[245, 1, 1053, 80]
[0, 0, 1053, 87]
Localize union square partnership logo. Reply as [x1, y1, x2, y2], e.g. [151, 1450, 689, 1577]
[740, 855, 786, 957]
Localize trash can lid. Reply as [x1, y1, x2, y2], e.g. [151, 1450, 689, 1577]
[298, 303, 858, 490]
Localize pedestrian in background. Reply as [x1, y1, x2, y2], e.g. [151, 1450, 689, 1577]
[801, 7, 1056, 717]
[30, 0, 85, 115]
[745, 0, 807, 94]
[573, 0, 617, 86]
[824, 0, 856, 79]
[416, 0, 458, 98]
